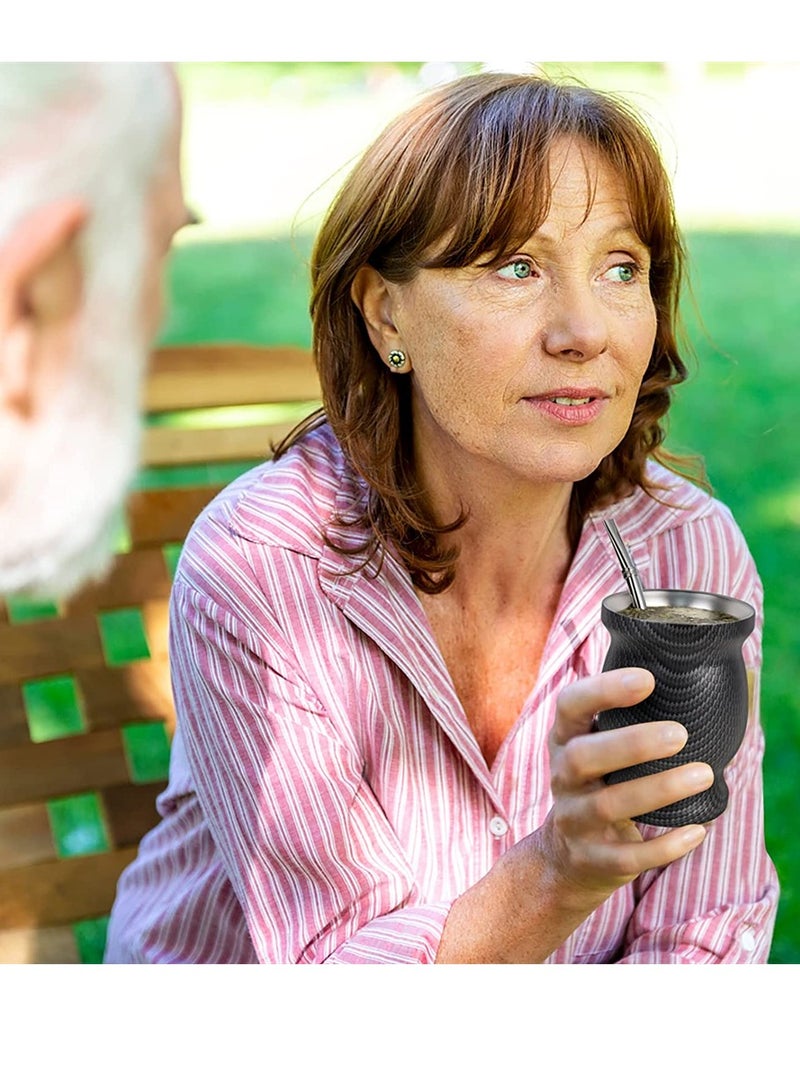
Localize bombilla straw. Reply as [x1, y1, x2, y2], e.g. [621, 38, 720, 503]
[603, 518, 648, 610]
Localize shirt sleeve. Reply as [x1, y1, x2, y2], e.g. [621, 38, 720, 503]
[169, 545, 452, 964]
[616, 511, 780, 963]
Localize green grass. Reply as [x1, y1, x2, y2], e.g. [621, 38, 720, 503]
[159, 234, 314, 348]
[669, 231, 800, 963]
[161, 227, 800, 963]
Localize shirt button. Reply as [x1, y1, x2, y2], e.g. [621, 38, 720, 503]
[739, 927, 757, 952]
[489, 816, 509, 838]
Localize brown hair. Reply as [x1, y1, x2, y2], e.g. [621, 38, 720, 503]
[278, 71, 705, 592]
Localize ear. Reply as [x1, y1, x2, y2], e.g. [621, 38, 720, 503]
[350, 265, 402, 359]
[0, 197, 87, 415]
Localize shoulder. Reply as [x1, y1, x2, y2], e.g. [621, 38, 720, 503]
[598, 461, 758, 598]
[170, 422, 367, 613]
[599, 461, 718, 538]
[186, 422, 355, 560]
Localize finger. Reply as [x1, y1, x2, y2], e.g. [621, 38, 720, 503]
[553, 668, 655, 746]
[589, 762, 715, 826]
[558, 720, 688, 784]
[580, 823, 707, 880]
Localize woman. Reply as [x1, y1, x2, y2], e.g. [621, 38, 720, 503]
[106, 71, 778, 963]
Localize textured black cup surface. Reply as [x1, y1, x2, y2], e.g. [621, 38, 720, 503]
[595, 590, 755, 827]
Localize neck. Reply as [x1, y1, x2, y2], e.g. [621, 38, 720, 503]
[463, 496, 572, 602]
[411, 399, 586, 607]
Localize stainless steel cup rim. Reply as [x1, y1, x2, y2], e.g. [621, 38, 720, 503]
[602, 589, 755, 623]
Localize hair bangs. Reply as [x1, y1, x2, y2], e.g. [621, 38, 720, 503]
[419, 126, 558, 271]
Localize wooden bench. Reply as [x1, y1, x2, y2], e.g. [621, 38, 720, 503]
[0, 344, 321, 963]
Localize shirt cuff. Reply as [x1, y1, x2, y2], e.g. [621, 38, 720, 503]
[320, 903, 453, 964]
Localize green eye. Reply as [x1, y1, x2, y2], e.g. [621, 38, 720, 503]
[608, 263, 637, 283]
[498, 259, 533, 280]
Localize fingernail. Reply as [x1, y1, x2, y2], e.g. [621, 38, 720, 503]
[662, 723, 688, 748]
[681, 825, 707, 848]
[688, 764, 714, 787]
[620, 670, 647, 691]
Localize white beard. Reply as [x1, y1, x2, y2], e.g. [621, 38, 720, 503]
[0, 242, 149, 602]
[0, 63, 175, 604]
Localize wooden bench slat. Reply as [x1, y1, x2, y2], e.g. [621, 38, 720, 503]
[0, 615, 105, 686]
[62, 548, 172, 615]
[0, 730, 129, 808]
[102, 781, 167, 848]
[126, 486, 221, 547]
[141, 601, 170, 661]
[0, 684, 30, 746]
[0, 924, 80, 963]
[0, 803, 54, 870]
[0, 660, 174, 747]
[142, 417, 304, 467]
[76, 658, 174, 731]
[0, 846, 138, 928]
[144, 344, 321, 411]
[0, 344, 318, 960]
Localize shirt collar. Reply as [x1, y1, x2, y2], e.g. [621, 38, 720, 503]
[317, 459, 708, 784]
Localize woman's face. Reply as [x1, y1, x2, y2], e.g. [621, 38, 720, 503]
[383, 140, 658, 504]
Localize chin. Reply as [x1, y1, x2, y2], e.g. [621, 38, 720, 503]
[520, 453, 605, 488]
[537, 434, 625, 485]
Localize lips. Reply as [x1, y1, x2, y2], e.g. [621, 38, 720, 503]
[530, 387, 610, 403]
[523, 387, 609, 425]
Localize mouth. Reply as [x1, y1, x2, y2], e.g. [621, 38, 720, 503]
[534, 387, 609, 404]
[523, 388, 610, 424]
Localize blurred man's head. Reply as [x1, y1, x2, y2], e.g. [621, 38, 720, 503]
[0, 62, 189, 600]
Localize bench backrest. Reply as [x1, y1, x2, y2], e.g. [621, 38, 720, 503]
[0, 344, 320, 963]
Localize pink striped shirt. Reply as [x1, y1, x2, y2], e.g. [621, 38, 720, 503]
[105, 423, 779, 963]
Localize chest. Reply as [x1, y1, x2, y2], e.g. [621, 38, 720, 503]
[424, 604, 556, 767]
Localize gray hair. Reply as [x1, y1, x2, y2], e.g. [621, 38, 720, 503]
[0, 64, 176, 600]
[0, 62, 174, 253]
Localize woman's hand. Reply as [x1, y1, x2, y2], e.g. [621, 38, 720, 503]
[536, 667, 711, 912]
[437, 667, 712, 963]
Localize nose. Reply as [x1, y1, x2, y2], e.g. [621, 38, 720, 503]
[542, 282, 609, 362]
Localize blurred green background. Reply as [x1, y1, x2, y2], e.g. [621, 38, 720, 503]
[161, 61, 799, 962]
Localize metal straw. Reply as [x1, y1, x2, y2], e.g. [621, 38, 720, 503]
[603, 518, 648, 609]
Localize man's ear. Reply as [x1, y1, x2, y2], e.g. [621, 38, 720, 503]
[0, 197, 87, 414]
[350, 265, 401, 358]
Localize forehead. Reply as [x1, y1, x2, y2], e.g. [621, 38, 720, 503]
[536, 139, 635, 235]
[414, 131, 649, 276]
[548, 139, 627, 197]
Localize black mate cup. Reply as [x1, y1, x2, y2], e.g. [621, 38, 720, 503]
[594, 589, 755, 827]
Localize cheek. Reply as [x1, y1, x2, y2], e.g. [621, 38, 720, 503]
[140, 251, 167, 341]
[410, 320, 500, 423]
[619, 302, 657, 384]
[642, 295, 658, 344]
[403, 296, 506, 390]
[140, 170, 179, 341]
